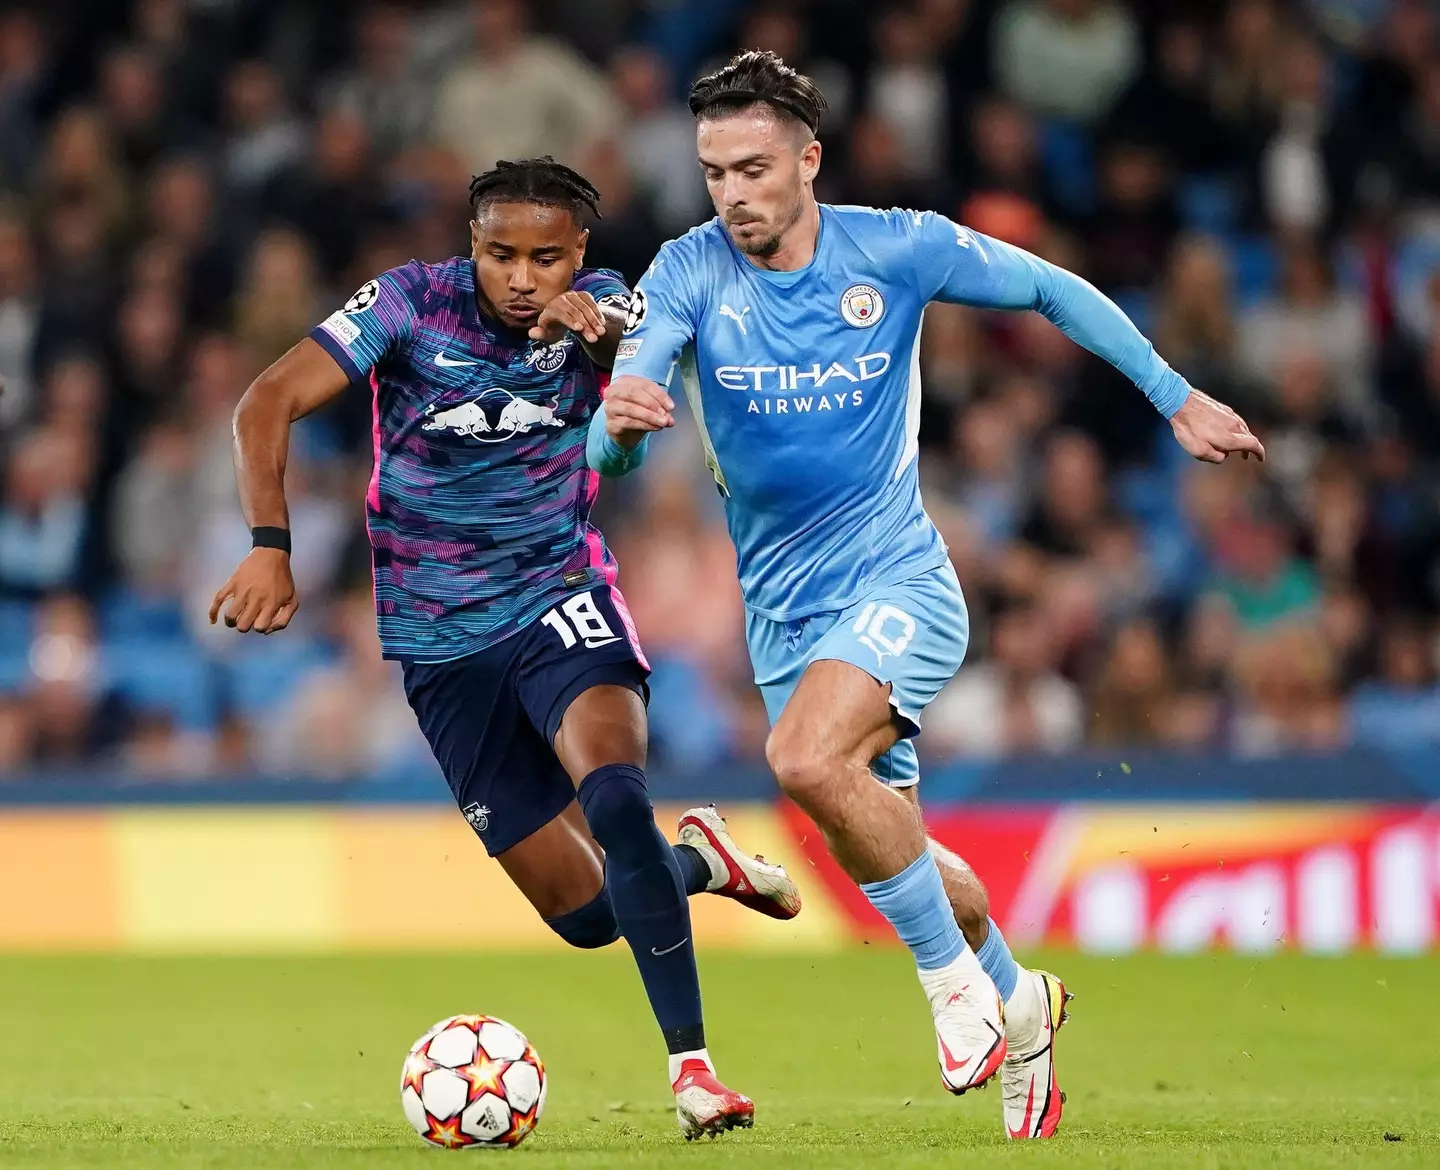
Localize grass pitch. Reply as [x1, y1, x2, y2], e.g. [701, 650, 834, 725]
[0, 949, 1434, 1168]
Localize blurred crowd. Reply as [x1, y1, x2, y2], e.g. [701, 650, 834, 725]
[0, 0, 1437, 779]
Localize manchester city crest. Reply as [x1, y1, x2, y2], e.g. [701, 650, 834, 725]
[840, 283, 885, 328]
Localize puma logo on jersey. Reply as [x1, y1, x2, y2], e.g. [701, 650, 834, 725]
[719, 304, 751, 335]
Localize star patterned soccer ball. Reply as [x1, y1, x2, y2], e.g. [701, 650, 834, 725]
[400, 1015, 546, 1149]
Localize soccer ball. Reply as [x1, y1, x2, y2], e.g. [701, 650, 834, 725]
[400, 1014, 546, 1149]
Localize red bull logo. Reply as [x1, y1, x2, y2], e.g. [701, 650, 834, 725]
[422, 391, 564, 443]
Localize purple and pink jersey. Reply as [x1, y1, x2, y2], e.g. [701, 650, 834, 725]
[309, 257, 630, 662]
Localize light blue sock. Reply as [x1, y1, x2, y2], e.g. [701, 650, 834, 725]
[975, 917, 1019, 1001]
[859, 852, 966, 971]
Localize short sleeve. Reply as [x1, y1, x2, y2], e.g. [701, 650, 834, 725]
[309, 267, 419, 383]
[610, 238, 701, 387]
[572, 266, 630, 309]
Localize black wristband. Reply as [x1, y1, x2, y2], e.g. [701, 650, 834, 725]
[251, 526, 291, 554]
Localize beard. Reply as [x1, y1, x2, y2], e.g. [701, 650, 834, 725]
[732, 223, 782, 258]
[726, 187, 806, 258]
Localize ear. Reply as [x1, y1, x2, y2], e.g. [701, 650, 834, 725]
[469, 219, 482, 256]
[800, 139, 822, 185]
[574, 226, 589, 268]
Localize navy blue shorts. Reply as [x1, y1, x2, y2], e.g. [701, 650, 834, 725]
[403, 585, 650, 856]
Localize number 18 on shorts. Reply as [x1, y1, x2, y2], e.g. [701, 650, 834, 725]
[403, 586, 651, 856]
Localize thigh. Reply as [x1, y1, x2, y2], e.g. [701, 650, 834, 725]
[403, 647, 576, 859]
[552, 683, 647, 781]
[493, 802, 606, 920]
[772, 656, 902, 768]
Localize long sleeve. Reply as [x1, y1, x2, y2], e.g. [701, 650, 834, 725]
[911, 212, 1191, 418]
[586, 403, 649, 476]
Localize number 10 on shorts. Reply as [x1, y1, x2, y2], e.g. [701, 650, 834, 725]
[853, 602, 916, 665]
[541, 591, 620, 650]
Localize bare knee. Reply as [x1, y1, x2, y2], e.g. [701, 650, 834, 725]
[765, 726, 840, 814]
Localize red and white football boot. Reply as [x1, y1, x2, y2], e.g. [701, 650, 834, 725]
[677, 806, 801, 921]
[1002, 969, 1072, 1139]
[671, 1056, 755, 1140]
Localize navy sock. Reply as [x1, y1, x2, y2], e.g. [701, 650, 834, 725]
[672, 843, 712, 896]
[577, 764, 705, 1055]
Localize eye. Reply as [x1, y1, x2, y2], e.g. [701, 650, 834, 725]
[703, 168, 723, 182]
[536, 257, 559, 267]
[743, 167, 765, 180]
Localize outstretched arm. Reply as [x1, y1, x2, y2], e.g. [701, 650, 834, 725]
[208, 339, 350, 633]
[921, 216, 1264, 463]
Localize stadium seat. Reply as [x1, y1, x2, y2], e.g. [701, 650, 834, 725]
[0, 599, 35, 658]
[104, 638, 219, 729]
[0, 650, 28, 691]
[222, 639, 337, 719]
[1038, 119, 1095, 218]
[1177, 174, 1241, 235]
[645, 655, 734, 771]
[97, 589, 187, 643]
[1227, 235, 1280, 306]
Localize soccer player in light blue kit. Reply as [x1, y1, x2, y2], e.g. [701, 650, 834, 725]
[589, 52, 1264, 1137]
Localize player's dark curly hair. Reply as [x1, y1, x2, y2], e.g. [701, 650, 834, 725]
[467, 157, 603, 223]
[688, 50, 827, 137]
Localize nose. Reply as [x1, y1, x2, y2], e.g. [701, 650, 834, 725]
[720, 171, 748, 210]
[510, 261, 536, 294]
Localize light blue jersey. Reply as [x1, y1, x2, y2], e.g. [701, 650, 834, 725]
[592, 205, 1190, 622]
[589, 204, 1190, 783]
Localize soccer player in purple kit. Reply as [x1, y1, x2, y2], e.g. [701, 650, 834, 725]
[209, 158, 799, 1138]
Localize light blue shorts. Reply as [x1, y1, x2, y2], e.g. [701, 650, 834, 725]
[745, 562, 970, 787]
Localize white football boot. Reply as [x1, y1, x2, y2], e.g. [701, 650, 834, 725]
[677, 806, 802, 920]
[1001, 969, 1072, 1138]
[918, 947, 1007, 1093]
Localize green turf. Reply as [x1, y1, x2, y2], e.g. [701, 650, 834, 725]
[0, 949, 1434, 1168]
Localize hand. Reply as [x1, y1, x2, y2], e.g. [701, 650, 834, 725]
[1169, 389, 1265, 464]
[208, 548, 299, 634]
[604, 375, 674, 449]
[529, 290, 607, 344]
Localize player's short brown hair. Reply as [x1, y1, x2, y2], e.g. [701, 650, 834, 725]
[688, 50, 827, 138]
